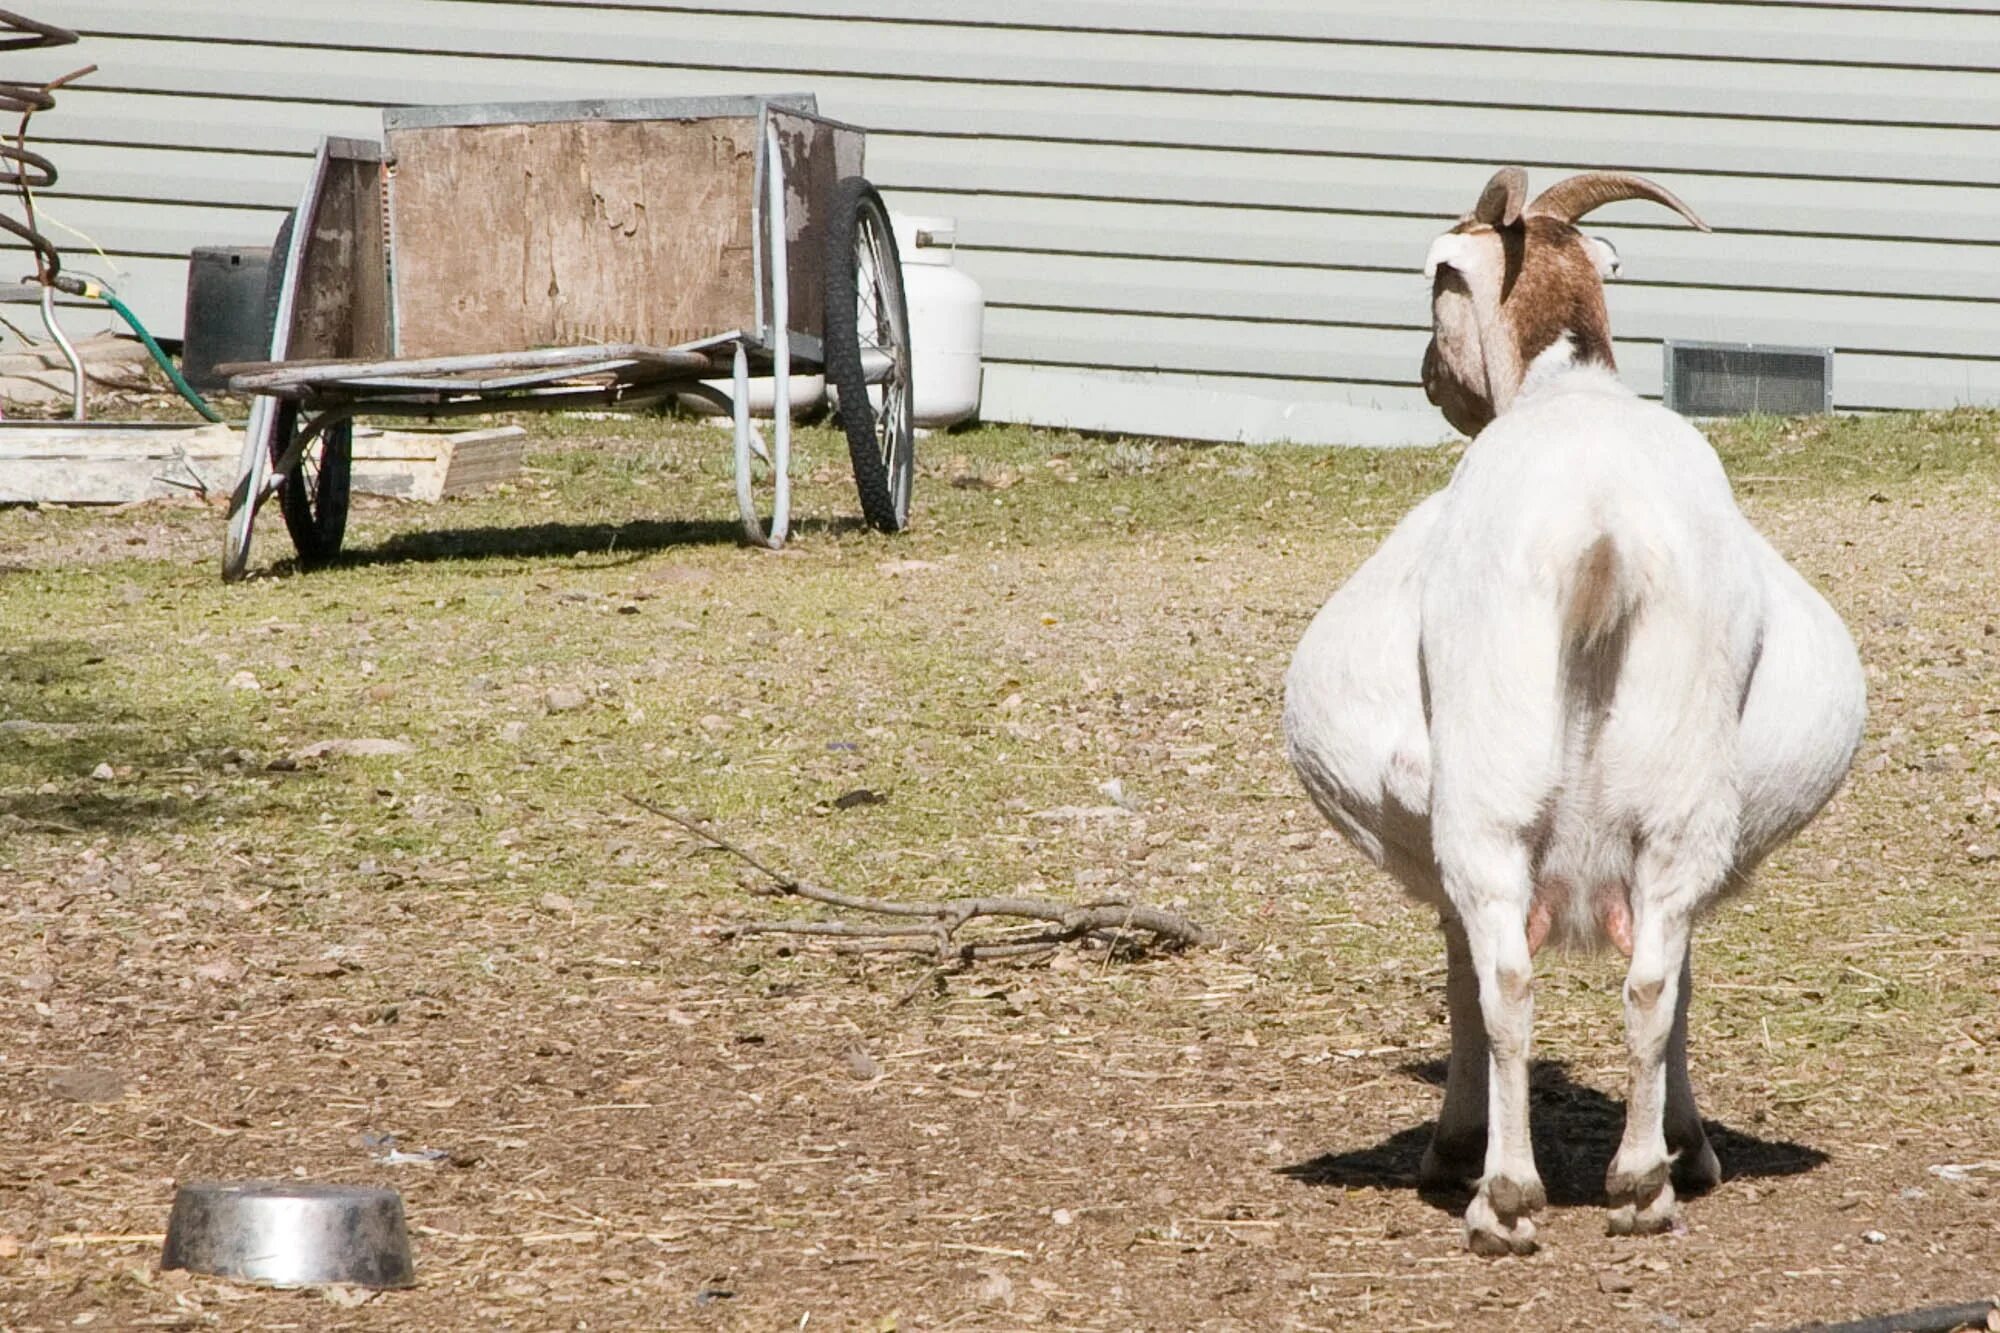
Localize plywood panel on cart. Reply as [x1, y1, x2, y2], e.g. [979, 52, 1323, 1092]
[288, 141, 390, 364]
[385, 117, 761, 357]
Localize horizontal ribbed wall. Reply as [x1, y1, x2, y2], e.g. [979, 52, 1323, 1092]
[8, 1, 1998, 441]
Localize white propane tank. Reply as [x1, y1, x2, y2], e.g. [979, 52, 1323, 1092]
[681, 373, 825, 421]
[890, 214, 984, 428]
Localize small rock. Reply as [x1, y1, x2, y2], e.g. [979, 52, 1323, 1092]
[832, 788, 886, 811]
[972, 1270, 1014, 1307]
[1050, 1208, 1074, 1226]
[1028, 804, 1131, 822]
[321, 1285, 377, 1308]
[544, 687, 589, 714]
[291, 738, 413, 761]
[1597, 1271, 1635, 1294]
[89, 762, 115, 781]
[226, 670, 261, 691]
[1862, 1229, 1887, 1244]
[539, 892, 576, 915]
[50, 1067, 125, 1103]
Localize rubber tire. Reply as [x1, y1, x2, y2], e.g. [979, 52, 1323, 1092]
[823, 176, 914, 533]
[271, 399, 352, 565]
[258, 208, 350, 566]
[262, 210, 296, 351]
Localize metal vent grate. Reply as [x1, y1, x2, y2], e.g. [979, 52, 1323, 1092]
[1662, 340, 1833, 418]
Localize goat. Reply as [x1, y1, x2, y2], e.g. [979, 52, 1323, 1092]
[1283, 168, 1866, 1254]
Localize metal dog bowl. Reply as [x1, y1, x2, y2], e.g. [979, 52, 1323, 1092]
[161, 1181, 414, 1288]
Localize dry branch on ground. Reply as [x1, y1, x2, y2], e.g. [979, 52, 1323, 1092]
[631, 798, 1212, 963]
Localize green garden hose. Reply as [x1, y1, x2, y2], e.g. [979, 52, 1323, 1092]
[55, 274, 223, 423]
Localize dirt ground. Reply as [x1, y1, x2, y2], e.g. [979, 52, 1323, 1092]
[1, 414, 1997, 1331]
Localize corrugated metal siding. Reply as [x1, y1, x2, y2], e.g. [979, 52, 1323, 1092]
[8, 1, 2000, 442]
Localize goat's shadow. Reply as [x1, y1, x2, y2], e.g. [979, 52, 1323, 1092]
[1281, 1058, 1827, 1210]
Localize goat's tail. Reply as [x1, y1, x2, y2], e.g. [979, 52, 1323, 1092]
[1557, 534, 1641, 732]
[1561, 535, 1639, 658]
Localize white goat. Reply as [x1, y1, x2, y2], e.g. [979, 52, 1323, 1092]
[1284, 168, 1866, 1254]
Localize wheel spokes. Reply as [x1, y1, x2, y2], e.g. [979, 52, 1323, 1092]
[852, 214, 909, 475]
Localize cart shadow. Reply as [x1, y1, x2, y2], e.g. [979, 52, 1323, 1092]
[1280, 1058, 1828, 1210]
[330, 515, 859, 568]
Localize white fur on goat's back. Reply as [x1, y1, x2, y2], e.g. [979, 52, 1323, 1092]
[1420, 366, 1765, 935]
[1287, 361, 1862, 955]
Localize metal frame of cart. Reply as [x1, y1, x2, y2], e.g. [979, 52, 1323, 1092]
[220, 93, 913, 581]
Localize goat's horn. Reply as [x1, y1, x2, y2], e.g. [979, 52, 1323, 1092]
[1525, 172, 1711, 232]
[1471, 167, 1526, 227]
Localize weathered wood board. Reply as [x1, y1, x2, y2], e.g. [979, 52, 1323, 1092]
[0, 423, 522, 504]
[288, 138, 391, 364]
[768, 108, 863, 346]
[385, 117, 761, 357]
[351, 426, 525, 502]
[0, 423, 239, 504]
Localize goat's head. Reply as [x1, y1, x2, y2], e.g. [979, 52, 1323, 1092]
[1421, 168, 1710, 436]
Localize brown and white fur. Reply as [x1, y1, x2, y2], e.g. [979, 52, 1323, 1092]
[1284, 168, 1866, 1254]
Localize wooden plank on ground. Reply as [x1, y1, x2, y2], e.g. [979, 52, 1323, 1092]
[0, 423, 523, 504]
[351, 426, 525, 501]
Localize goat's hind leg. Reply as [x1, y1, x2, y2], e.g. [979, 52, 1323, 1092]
[1420, 911, 1490, 1192]
[1665, 946, 1722, 1196]
[1607, 884, 1698, 1236]
[1446, 858, 1544, 1256]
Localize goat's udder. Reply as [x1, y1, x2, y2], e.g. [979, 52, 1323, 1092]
[1524, 879, 1637, 958]
[1526, 896, 1555, 955]
[1596, 883, 1635, 957]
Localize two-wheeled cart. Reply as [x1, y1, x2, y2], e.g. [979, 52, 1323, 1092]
[219, 94, 913, 580]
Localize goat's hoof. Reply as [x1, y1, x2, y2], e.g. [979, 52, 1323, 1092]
[1671, 1137, 1722, 1196]
[1606, 1159, 1678, 1236]
[1419, 1132, 1485, 1192]
[1465, 1174, 1543, 1256]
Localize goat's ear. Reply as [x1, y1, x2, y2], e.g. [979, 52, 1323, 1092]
[1584, 234, 1622, 280]
[1423, 232, 1484, 281]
